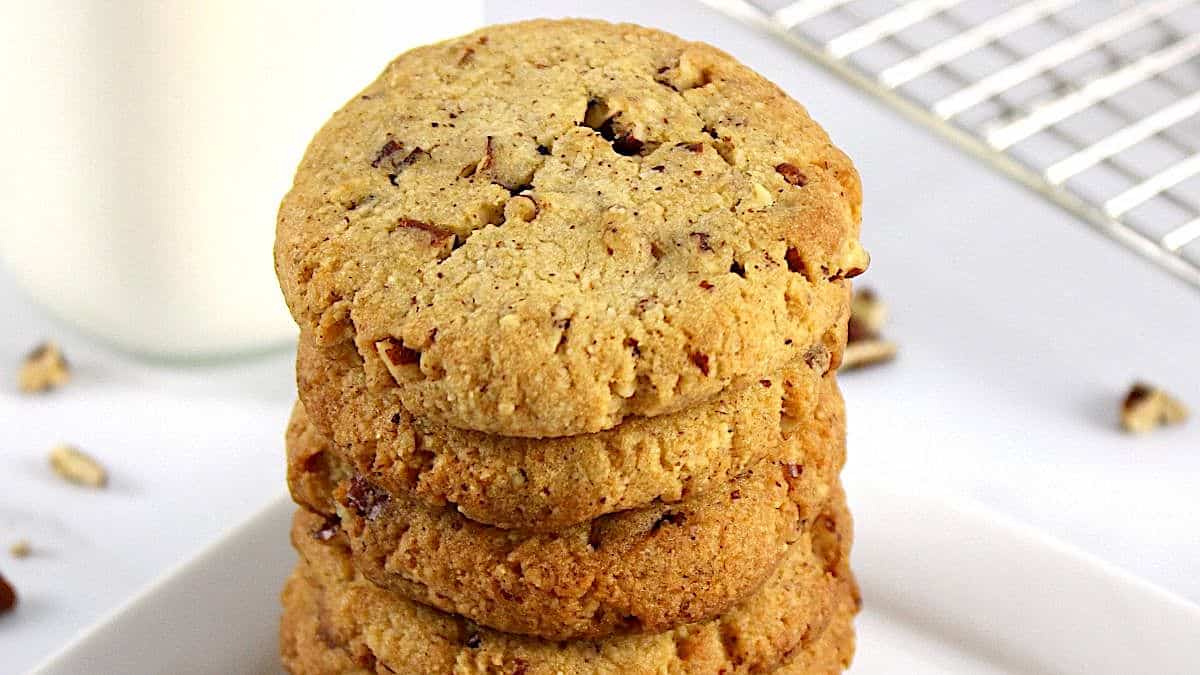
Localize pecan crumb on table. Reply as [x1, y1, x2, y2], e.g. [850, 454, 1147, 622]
[841, 287, 897, 371]
[0, 572, 16, 614]
[48, 444, 109, 488]
[1121, 382, 1189, 434]
[18, 341, 70, 393]
[9, 540, 31, 559]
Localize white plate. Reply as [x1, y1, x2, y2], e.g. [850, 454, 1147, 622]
[32, 481, 1200, 674]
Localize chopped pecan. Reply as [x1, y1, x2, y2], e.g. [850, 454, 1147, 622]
[502, 195, 538, 223]
[375, 142, 429, 181]
[1121, 382, 1188, 433]
[478, 136, 494, 173]
[376, 338, 422, 384]
[583, 99, 611, 130]
[18, 341, 70, 393]
[382, 339, 418, 366]
[775, 162, 807, 186]
[370, 138, 403, 168]
[623, 337, 640, 358]
[840, 339, 897, 371]
[848, 288, 886, 341]
[0, 572, 15, 614]
[396, 218, 455, 245]
[784, 247, 805, 276]
[48, 445, 107, 488]
[744, 182, 774, 210]
[345, 477, 390, 520]
[610, 133, 644, 156]
[581, 101, 644, 156]
[9, 540, 31, 559]
[803, 344, 832, 374]
[843, 287, 896, 370]
[312, 515, 341, 542]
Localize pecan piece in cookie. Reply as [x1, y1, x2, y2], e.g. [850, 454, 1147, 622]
[376, 338, 422, 383]
[775, 162, 807, 186]
[840, 339, 897, 371]
[344, 477, 390, 520]
[9, 540, 31, 559]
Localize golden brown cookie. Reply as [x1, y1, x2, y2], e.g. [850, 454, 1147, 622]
[336, 461, 825, 641]
[293, 329, 847, 531]
[774, 581, 858, 674]
[286, 381, 844, 640]
[286, 400, 351, 515]
[275, 18, 866, 438]
[279, 570, 857, 675]
[281, 489, 855, 674]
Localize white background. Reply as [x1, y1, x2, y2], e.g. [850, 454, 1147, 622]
[4, 0, 1199, 672]
[0, 3, 482, 673]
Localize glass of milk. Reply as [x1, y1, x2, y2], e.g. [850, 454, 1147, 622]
[0, 2, 481, 360]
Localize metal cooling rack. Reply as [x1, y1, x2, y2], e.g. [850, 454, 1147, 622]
[701, 0, 1200, 290]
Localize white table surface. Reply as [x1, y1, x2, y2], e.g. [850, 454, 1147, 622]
[4, 1, 1199, 672]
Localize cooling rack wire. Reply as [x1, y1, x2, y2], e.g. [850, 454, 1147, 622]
[701, 0, 1200, 289]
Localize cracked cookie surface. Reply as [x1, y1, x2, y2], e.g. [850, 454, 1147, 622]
[293, 319, 847, 531]
[281, 488, 855, 674]
[275, 18, 866, 437]
[286, 379, 845, 640]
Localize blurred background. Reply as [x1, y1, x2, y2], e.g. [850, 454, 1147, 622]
[1, 0, 1198, 672]
[0, 2, 483, 670]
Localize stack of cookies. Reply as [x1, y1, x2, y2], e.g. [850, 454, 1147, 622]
[274, 19, 868, 675]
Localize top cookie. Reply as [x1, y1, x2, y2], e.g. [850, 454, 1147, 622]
[276, 19, 866, 437]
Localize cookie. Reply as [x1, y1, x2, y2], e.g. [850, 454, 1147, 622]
[286, 400, 352, 515]
[775, 582, 858, 674]
[281, 489, 855, 674]
[287, 377, 844, 639]
[287, 386, 843, 640]
[293, 328, 846, 531]
[275, 18, 867, 437]
[279, 570, 857, 675]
